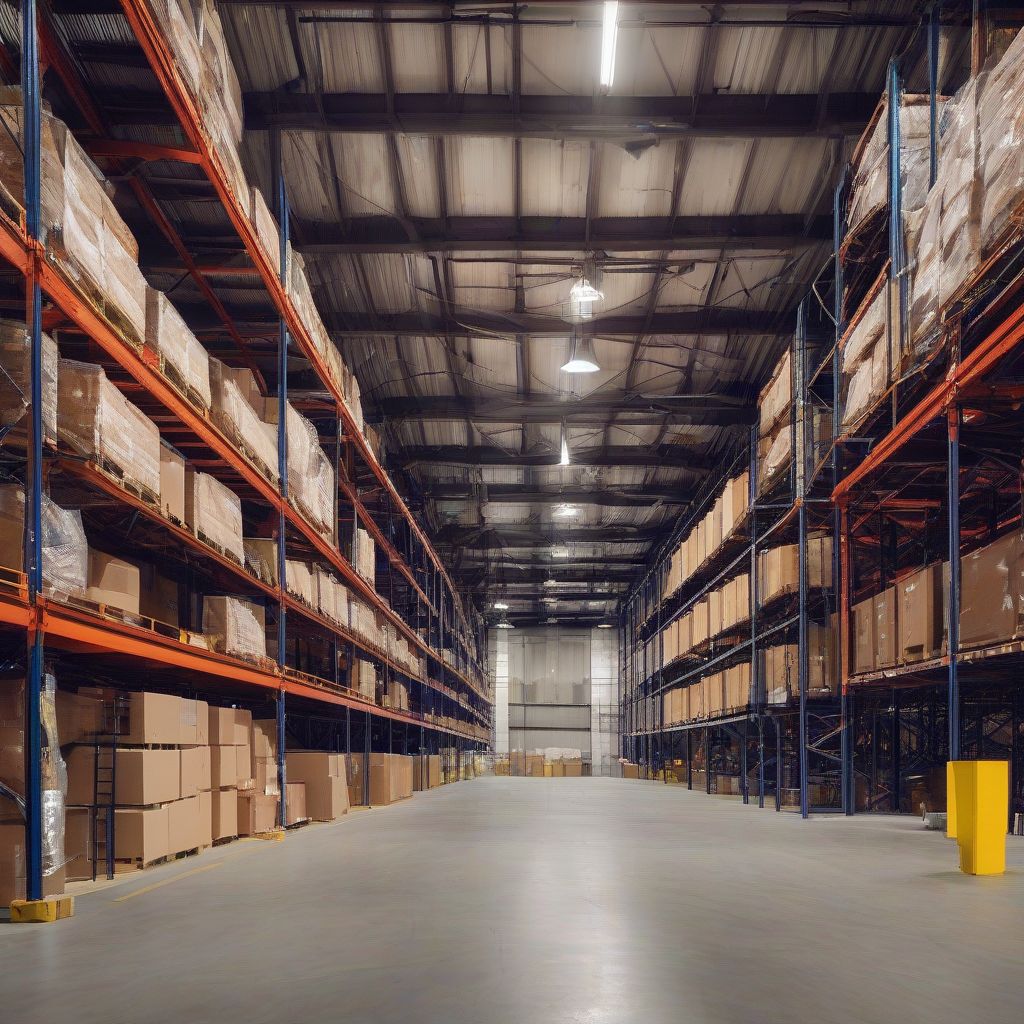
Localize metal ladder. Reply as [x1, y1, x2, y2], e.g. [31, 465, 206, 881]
[91, 694, 123, 880]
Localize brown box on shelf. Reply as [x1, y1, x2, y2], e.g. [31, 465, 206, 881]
[65, 746, 180, 806]
[120, 691, 189, 745]
[853, 597, 876, 674]
[808, 620, 838, 692]
[139, 565, 181, 629]
[707, 588, 723, 639]
[898, 562, 944, 663]
[691, 599, 709, 647]
[203, 596, 267, 661]
[369, 754, 414, 804]
[759, 349, 792, 438]
[212, 787, 238, 840]
[166, 795, 203, 854]
[208, 704, 249, 745]
[0, 823, 65, 905]
[235, 744, 254, 789]
[413, 754, 442, 791]
[251, 719, 277, 759]
[184, 467, 244, 566]
[960, 531, 1024, 649]
[696, 518, 707, 568]
[180, 745, 211, 798]
[113, 805, 169, 864]
[874, 587, 898, 669]
[211, 746, 238, 789]
[159, 441, 186, 523]
[284, 782, 307, 825]
[55, 689, 103, 745]
[287, 752, 348, 821]
[708, 495, 724, 555]
[85, 548, 141, 615]
[237, 792, 279, 836]
[198, 790, 213, 849]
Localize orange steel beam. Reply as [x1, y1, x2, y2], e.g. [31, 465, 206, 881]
[120, 1, 478, 646]
[833, 296, 1024, 500]
[84, 139, 203, 164]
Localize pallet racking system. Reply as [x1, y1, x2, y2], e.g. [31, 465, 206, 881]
[622, 8, 1024, 830]
[2, 1, 490, 901]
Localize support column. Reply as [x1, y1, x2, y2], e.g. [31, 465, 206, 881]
[22, 0, 44, 904]
[948, 408, 961, 760]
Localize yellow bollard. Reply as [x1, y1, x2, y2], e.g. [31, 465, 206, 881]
[950, 760, 1008, 876]
[946, 761, 957, 839]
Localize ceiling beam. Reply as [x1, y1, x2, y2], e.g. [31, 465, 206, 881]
[244, 90, 880, 140]
[295, 213, 831, 254]
[396, 445, 716, 470]
[365, 393, 753, 427]
[435, 524, 663, 546]
[323, 308, 786, 338]
[429, 485, 689, 507]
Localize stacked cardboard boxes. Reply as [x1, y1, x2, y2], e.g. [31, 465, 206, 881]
[757, 351, 792, 493]
[661, 471, 749, 600]
[203, 596, 267, 662]
[0, 321, 58, 445]
[840, 285, 891, 434]
[145, 288, 212, 411]
[355, 527, 376, 585]
[63, 691, 213, 872]
[58, 359, 162, 501]
[758, 536, 832, 607]
[413, 754, 442, 791]
[185, 469, 244, 565]
[208, 357, 279, 483]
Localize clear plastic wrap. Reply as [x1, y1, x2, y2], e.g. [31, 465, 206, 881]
[979, 29, 1024, 251]
[758, 423, 792, 489]
[937, 76, 983, 308]
[203, 595, 267, 661]
[197, 0, 244, 146]
[841, 286, 886, 372]
[243, 537, 278, 586]
[288, 253, 335, 363]
[208, 358, 279, 483]
[842, 333, 890, 433]
[145, 289, 212, 410]
[355, 526, 375, 585]
[150, 0, 203, 101]
[57, 359, 161, 500]
[285, 559, 315, 606]
[250, 187, 282, 279]
[315, 568, 338, 622]
[40, 672, 66, 884]
[0, 320, 58, 443]
[906, 193, 941, 356]
[185, 469, 244, 564]
[847, 106, 888, 234]
[900, 99, 935, 215]
[268, 402, 334, 537]
[757, 349, 791, 440]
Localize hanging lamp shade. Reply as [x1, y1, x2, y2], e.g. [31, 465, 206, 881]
[561, 333, 600, 374]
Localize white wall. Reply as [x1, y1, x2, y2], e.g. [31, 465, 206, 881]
[488, 624, 620, 774]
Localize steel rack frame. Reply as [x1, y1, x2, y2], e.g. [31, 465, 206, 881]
[3, 2, 489, 900]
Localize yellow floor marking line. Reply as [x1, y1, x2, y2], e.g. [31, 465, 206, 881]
[114, 861, 223, 902]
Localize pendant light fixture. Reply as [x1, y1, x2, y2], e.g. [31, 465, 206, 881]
[561, 331, 600, 374]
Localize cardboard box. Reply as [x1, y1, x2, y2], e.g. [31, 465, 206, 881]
[853, 597, 875, 674]
[368, 754, 413, 805]
[180, 745, 211, 798]
[0, 823, 65, 904]
[413, 754, 442, 791]
[563, 760, 583, 777]
[236, 745, 254, 789]
[86, 548, 141, 615]
[254, 756, 279, 796]
[139, 565, 181, 628]
[167, 795, 202, 854]
[898, 562, 944, 663]
[237, 792, 278, 836]
[527, 754, 545, 778]
[113, 805, 170, 864]
[251, 719, 276, 758]
[159, 441, 186, 523]
[211, 746, 238, 789]
[212, 787, 238, 840]
[55, 689, 104, 745]
[208, 705, 250, 745]
[120, 691, 189, 745]
[185, 468, 244, 565]
[197, 789, 213, 849]
[66, 746, 180, 806]
[960, 531, 1024, 649]
[874, 587, 898, 669]
[64, 806, 93, 881]
[284, 781, 307, 824]
[203, 596, 267, 660]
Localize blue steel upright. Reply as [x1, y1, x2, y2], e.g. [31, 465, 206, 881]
[274, 129, 289, 825]
[21, 0, 45, 903]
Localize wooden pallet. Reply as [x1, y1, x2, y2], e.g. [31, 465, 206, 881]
[194, 527, 244, 569]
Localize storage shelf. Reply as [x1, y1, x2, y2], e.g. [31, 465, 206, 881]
[0, 581, 484, 742]
[115, 0, 479, 660]
[0, 206, 489, 716]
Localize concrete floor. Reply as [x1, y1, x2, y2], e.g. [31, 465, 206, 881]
[3, 778, 1024, 1024]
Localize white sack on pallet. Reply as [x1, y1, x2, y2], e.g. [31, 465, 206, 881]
[145, 289, 212, 410]
[0, 484, 88, 595]
[203, 595, 267, 661]
[0, 320, 58, 443]
[842, 332, 889, 433]
[57, 359, 161, 500]
[841, 286, 887, 372]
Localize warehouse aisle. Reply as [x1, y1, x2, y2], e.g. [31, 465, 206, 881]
[2, 778, 1023, 1024]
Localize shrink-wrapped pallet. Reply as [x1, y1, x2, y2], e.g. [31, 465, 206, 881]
[355, 527, 375, 585]
[208, 357, 278, 483]
[185, 469, 243, 565]
[757, 349, 791, 440]
[847, 108, 887, 236]
[243, 537, 278, 586]
[58, 360, 161, 500]
[265, 402, 334, 537]
[979, 29, 1024, 252]
[0, 484, 87, 594]
[842, 331, 889, 434]
[145, 289, 212, 410]
[149, 0, 203, 102]
[203, 596, 267, 661]
[0, 320, 58, 444]
[757, 423, 792, 490]
[285, 559, 316, 606]
[250, 186, 282, 279]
